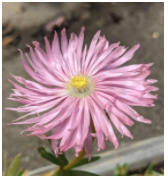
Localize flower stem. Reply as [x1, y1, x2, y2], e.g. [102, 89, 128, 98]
[52, 148, 86, 175]
[63, 148, 86, 170]
[52, 166, 60, 176]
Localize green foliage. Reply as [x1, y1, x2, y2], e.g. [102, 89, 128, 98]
[57, 154, 69, 166]
[144, 162, 156, 175]
[3, 152, 8, 176]
[16, 168, 25, 176]
[38, 146, 100, 176]
[144, 162, 164, 176]
[37, 147, 69, 166]
[114, 163, 129, 176]
[114, 162, 164, 176]
[71, 156, 101, 168]
[3, 153, 25, 176]
[7, 154, 21, 176]
[56, 170, 99, 176]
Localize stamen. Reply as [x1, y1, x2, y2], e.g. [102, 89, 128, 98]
[67, 75, 94, 98]
[68, 75, 88, 91]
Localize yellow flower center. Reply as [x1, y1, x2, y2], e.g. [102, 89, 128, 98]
[69, 75, 88, 89]
[67, 75, 94, 98]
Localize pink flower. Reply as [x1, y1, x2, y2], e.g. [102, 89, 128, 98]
[6, 27, 158, 159]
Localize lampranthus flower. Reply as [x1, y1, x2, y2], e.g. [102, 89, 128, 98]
[6, 27, 158, 159]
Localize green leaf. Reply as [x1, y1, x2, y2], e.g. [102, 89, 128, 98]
[38, 147, 69, 166]
[57, 170, 99, 176]
[71, 156, 101, 168]
[7, 153, 21, 176]
[57, 153, 69, 166]
[145, 162, 155, 175]
[114, 163, 129, 176]
[3, 152, 8, 176]
[38, 147, 62, 166]
[16, 168, 25, 176]
[151, 170, 163, 176]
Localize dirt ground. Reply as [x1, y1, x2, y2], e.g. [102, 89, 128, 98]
[2, 2, 164, 170]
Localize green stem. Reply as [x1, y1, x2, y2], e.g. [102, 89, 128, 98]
[52, 165, 64, 176]
[52, 166, 60, 176]
[63, 148, 86, 170]
[52, 148, 86, 175]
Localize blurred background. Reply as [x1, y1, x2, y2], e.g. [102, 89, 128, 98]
[2, 2, 164, 170]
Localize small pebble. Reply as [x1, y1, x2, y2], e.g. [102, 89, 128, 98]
[152, 32, 160, 39]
